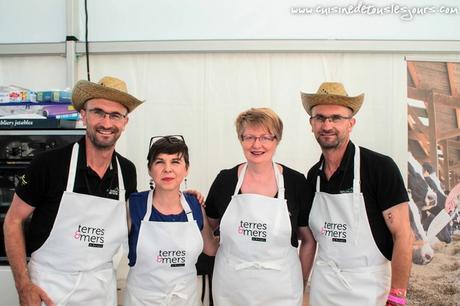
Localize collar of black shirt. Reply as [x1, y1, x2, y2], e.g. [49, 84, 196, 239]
[76, 137, 118, 176]
[317, 141, 355, 179]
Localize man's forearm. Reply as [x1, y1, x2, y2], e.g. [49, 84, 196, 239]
[299, 245, 315, 285]
[4, 219, 32, 291]
[297, 227, 317, 287]
[298, 239, 316, 287]
[390, 232, 413, 289]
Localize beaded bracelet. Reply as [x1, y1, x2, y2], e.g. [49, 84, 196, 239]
[389, 288, 407, 297]
[387, 294, 406, 305]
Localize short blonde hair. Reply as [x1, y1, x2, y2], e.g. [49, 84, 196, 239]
[235, 107, 283, 141]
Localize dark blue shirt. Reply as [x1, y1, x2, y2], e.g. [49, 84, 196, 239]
[128, 191, 203, 266]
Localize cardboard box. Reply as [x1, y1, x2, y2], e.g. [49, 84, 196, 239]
[37, 90, 71, 103]
[0, 92, 8, 103]
[0, 86, 36, 103]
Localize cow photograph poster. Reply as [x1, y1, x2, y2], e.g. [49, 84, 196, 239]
[407, 60, 460, 305]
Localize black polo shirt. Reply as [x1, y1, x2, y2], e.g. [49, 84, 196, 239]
[205, 164, 310, 248]
[15, 137, 137, 254]
[305, 141, 409, 260]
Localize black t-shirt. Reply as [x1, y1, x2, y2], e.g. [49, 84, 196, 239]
[15, 137, 137, 254]
[305, 141, 409, 260]
[205, 163, 311, 248]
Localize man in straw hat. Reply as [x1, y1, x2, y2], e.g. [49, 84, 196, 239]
[4, 76, 143, 306]
[300, 82, 412, 306]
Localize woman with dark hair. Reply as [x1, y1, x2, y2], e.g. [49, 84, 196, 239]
[124, 135, 217, 306]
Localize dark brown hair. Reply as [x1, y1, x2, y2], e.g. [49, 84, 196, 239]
[147, 137, 189, 169]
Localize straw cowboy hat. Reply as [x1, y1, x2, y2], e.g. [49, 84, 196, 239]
[72, 76, 144, 113]
[301, 82, 364, 116]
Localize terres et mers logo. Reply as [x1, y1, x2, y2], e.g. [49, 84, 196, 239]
[74, 224, 105, 248]
[238, 220, 267, 242]
[156, 250, 186, 267]
[320, 221, 348, 243]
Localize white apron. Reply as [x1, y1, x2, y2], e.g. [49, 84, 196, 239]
[124, 191, 203, 306]
[308, 146, 391, 306]
[213, 163, 303, 306]
[29, 143, 128, 306]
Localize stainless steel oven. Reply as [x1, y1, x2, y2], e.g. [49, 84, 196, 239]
[0, 129, 85, 305]
[0, 129, 85, 264]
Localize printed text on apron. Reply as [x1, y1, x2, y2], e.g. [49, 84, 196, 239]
[29, 143, 128, 306]
[308, 146, 391, 306]
[124, 191, 203, 306]
[213, 162, 303, 306]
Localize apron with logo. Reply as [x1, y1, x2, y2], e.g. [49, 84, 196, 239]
[29, 143, 128, 306]
[213, 163, 303, 306]
[124, 191, 203, 306]
[308, 146, 391, 306]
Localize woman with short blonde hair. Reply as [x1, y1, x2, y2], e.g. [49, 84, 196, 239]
[206, 107, 316, 306]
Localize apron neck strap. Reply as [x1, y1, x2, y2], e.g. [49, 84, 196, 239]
[144, 190, 154, 221]
[353, 146, 361, 194]
[316, 162, 322, 192]
[66, 143, 125, 201]
[180, 193, 194, 221]
[352, 145, 361, 245]
[144, 190, 195, 222]
[66, 143, 80, 192]
[274, 164, 285, 200]
[115, 157, 125, 201]
[233, 162, 285, 199]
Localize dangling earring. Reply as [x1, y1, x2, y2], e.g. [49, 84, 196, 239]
[149, 178, 155, 190]
[184, 178, 188, 190]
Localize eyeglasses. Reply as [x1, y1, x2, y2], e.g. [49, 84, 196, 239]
[149, 135, 185, 148]
[310, 114, 352, 124]
[241, 135, 277, 144]
[86, 108, 127, 121]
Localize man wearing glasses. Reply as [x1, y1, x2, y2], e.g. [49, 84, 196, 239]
[301, 82, 412, 306]
[4, 76, 143, 306]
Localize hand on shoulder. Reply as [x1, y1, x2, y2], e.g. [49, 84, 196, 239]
[184, 189, 205, 206]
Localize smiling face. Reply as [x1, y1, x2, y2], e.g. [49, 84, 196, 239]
[81, 98, 129, 150]
[309, 104, 355, 151]
[149, 153, 188, 192]
[240, 124, 279, 165]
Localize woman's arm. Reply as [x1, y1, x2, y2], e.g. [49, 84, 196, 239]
[126, 199, 132, 232]
[201, 207, 219, 256]
[297, 226, 317, 288]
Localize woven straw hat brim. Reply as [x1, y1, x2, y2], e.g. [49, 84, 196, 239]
[72, 80, 143, 113]
[301, 92, 364, 116]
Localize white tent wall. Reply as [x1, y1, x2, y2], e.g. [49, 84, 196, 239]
[67, 52, 409, 194]
[3, 0, 460, 43]
[0, 56, 67, 89]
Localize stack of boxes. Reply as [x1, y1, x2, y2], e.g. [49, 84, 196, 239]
[0, 86, 36, 103]
[0, 86, 78, 121]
